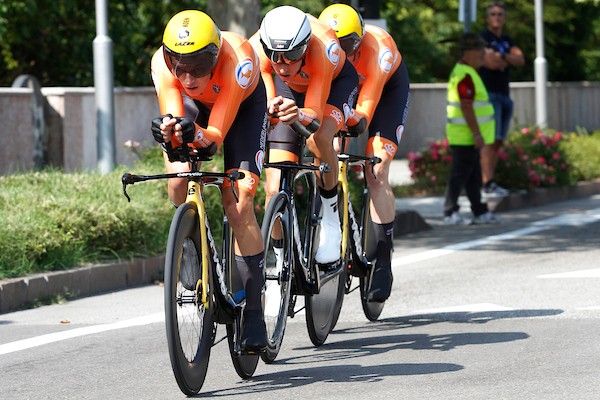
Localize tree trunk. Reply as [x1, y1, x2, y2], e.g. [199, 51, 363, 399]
[207, 0, 261, 38]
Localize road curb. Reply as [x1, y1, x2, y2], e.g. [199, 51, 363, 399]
[0, 255, 164, 314]
[487, 179, 600, 212]
[1, 180, 598, 314]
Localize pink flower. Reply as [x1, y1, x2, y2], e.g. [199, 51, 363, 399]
[521, 128, 530, 134]
[552, 153, 560, 160]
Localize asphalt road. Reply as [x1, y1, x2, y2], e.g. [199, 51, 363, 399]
[1, 195, 599, 399]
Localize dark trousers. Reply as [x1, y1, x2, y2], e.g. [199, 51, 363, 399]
[444, 145, 488, 217]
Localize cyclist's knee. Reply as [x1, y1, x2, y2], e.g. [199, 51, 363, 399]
[223, 191, 255, 226]
[167, 178, 187, 206]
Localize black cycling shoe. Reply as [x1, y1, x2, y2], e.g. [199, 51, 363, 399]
[367, 264, 393, 302]
[240, 310, 267, 354]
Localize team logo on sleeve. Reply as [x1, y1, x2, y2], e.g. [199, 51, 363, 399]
[326, 40, 341, 66]
[235, 57, 254, 89]
[378, 48, 394, 73]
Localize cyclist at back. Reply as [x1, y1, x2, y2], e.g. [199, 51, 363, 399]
[319, 4, 410, 302]
[150, 10, 268, 352]
[249, 5, 359, 266]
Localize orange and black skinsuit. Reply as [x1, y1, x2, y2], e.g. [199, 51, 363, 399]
[249, 16, 358, 162]
[350, 24, 410, 161]
[151, 31, 268, 195]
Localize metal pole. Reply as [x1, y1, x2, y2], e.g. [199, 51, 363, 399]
[94, 0, 116, 173]
[534, 0, 548, 128]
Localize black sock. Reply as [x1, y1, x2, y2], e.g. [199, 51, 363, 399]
[318, 186, 338, 199]
[235, 252, 264, 312]
[373, 221, 394, 269]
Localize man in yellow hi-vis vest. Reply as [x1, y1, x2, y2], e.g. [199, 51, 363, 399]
[444, 32, 500, 225]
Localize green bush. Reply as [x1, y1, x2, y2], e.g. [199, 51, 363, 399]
[405, 127, 600, 196]
[0, 145, 269, 280]
[560, 131, 600, 182]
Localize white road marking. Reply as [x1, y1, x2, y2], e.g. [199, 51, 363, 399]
[393, 226, 548, 266]
[3, 208, 599, 356]
[538, 268, 600, 279]
[393, 208, 600, 268]
[0, 313, 164, 356]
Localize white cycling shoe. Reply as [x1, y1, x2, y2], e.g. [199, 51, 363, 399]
[315, 195, 342, 264]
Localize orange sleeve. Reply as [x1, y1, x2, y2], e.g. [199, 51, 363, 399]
[150, 47, 185, 117]
[203, 34, 261, 148]
[353, 26, 402, 126]
[249, 31, 277, 100]
[298, 19, 342, 126]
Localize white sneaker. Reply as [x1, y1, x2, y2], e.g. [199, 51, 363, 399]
[482, 182, 509, 198]
[443, 212, 466, 225]
[315, 195, 341, 264]
[472, 211, 500, 224]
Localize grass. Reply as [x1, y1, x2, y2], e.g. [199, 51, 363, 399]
[2, 128, 599, 281]
[0, 148, 174, 279]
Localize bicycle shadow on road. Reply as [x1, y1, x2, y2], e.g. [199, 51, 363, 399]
[334, 308, 564, 334]
[286, 330, 528, 364]
[200, 362, 463, 397]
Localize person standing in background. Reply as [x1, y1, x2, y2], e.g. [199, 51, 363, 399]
[479, 1, 525, 198]
[444, 33, 499, 226]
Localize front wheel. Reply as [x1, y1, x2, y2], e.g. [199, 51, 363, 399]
[164, 203, 214, 396]
[260, 192, 293, 363]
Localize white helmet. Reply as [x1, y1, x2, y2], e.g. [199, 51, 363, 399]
[259, 6, 312, 63]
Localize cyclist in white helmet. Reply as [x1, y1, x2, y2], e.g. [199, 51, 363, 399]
[250, 5, 359, 266]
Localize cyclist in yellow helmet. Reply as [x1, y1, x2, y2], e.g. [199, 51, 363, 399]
[151, 10, 268, 352]
[319, 4, 411, 302]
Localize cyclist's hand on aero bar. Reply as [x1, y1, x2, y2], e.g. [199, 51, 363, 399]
[151, 114, 177, 143]
[269, 96, 299, 125]
[345, 108, 368, 136]
[177, 118, 196, 144]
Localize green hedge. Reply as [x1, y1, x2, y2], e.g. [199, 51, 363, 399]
[402, 127, 600, 197]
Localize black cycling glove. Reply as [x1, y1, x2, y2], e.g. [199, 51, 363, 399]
[151, 114, 173, 143]
[178, 118, 196, 144]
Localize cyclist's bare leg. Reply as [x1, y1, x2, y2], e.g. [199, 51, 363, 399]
[306, 116, 342, 264]
[365, 145, 395, 301]
[306, 116, 339, 190]
[223, 186, 267, 351]
[163, 151, 191, 206]
[263, 167, 283, 241]
[365, 151, 395, 224]
[223, 188, 263, 256]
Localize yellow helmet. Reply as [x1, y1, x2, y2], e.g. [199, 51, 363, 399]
[162, 10, 222, 78]
[318, 4, 364, 56]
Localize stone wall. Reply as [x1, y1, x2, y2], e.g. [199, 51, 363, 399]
[2, 82, 600, 174]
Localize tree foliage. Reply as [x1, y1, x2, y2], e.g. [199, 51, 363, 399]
[1, 0, 599, 87]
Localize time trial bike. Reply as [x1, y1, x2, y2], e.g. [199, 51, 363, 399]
[121, 134, 259, 396]
[260, 121, 346, 363]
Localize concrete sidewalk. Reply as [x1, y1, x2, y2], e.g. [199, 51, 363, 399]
[2, 160, 599, 314]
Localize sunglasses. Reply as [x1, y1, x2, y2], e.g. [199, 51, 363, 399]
[165, 44, 218, 79]
[172, 63, 213, 79]
[339, 33, 362, 57]
[262, 44, 307, 64]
